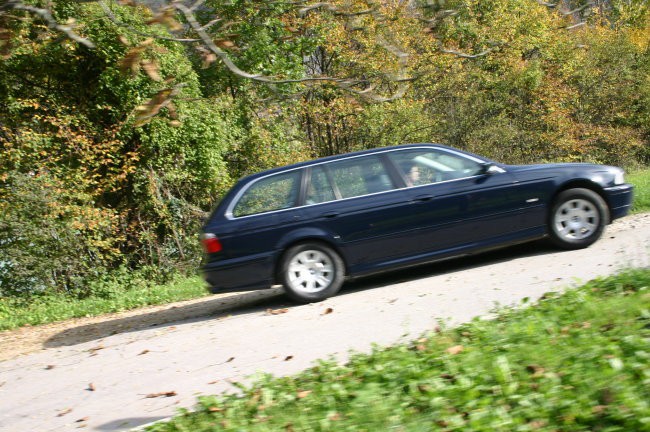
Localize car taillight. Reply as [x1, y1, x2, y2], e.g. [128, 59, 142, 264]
[201, 233, 222, 253]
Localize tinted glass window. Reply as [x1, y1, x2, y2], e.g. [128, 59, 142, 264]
[233, 171, 300, 217]
[328, 155, 395, 199]
[388, 149, 483, 186]
[306, 166, 336, 205]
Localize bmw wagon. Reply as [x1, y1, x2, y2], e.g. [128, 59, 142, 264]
[201, 144, 633, 302]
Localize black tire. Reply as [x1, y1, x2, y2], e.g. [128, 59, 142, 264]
[279, 242, 345, 303]
[548, 188, 608, 250]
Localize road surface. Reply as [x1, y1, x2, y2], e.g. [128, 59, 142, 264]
[1, 213, 649, 431]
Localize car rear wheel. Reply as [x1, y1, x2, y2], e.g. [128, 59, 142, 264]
[280, 243, 345, 303]
[548, 188, 608, 249]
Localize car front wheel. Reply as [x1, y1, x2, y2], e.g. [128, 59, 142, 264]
[548, 188, 608, 249]
[280, 243, 345, 303]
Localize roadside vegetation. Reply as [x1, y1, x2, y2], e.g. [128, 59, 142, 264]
[1, 171, 648, 331]
[148, 269, 650, 432]
[629, 169, 650, 213]
[0, 275, 206, 331]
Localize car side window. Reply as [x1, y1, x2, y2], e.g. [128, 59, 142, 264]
[388, 149, 483, 186]
[306, 166, 336, 205]
[233, 170, 301, 217]
[328, 155, 395, 199]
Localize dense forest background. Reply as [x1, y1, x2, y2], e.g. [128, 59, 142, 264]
[1, 0, 648, 299]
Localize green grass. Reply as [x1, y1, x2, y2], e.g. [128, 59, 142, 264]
[0, 276, 208, 331]
[629, 168, 650, 213]
[148, 269, 650, 432]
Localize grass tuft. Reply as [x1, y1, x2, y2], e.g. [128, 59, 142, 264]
[0, 276, 207, 331]
[629, 168, 650, 213]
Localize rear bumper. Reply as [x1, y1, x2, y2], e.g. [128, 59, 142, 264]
[202, 252, 276, 294]
[604, 184, 634, 221]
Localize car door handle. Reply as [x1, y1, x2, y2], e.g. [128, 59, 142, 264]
[412, 194, 434, 202]
[321, 211, 340, 218]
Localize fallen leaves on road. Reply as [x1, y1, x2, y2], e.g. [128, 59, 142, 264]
[266, 308, 289, 315]
[208, 380, 219, 384]
[225, 357, 235, 363]
[45, 364, 55, 370]
[138, 349, 150, 356]
[446, 345, 464, 355]
[75, 417, 89, 423]
[87, 383, 95, 391]
[145, 391, 177, 398]
[57, 408, 72, 417]
[87, 345, 104, 356]
[284, 355, 293, 361]
[322, 307, 333, 315]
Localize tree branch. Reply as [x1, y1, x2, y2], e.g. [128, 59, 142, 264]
[98, 1, 200, 43]
[173, 1, 411, 102]
[1, 0, 95, 48]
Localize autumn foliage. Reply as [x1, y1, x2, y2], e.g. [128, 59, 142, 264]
[0, 0, 648, 297]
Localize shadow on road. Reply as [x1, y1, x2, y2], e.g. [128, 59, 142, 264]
[44, 240, 556, 349]
[43, 288, 289, 349]
[96, 416, 169, 431]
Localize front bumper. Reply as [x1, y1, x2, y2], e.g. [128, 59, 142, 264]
[604, 184, 634, 221]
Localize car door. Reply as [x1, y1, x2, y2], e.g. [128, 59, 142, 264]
[300, 154, 421, 273]
[220, 169, 306, 263]
[386, 148, 524, 255]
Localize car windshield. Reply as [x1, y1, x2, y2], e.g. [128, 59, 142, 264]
[389, 148, 484, 186]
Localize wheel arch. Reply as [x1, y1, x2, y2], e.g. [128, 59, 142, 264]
[552, 180, 612, 222]
[273, 235, 348, 285]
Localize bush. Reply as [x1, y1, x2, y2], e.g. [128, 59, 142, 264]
[0, 172, 121, 297]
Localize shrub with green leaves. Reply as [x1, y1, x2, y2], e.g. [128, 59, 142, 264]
[0, 172, 122, 297]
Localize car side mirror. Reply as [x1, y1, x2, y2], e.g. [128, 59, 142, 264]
[480, 163, 501, 175]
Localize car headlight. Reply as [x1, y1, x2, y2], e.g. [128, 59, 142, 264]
[613, 168, 625, 185]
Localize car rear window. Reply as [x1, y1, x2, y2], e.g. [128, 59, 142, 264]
[306, 166, 336, 205]
[233, 170, 301, 217]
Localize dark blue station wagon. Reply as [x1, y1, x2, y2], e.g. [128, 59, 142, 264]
[201, 144, 633, 302]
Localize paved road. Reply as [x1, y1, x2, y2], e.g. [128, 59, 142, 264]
[1, 214, 649, 431]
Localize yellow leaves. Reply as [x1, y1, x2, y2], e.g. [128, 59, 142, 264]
[296, 390, 311, 399]
[196, 46, 217, 69]
[628, 25, 650, 50]
[132, 85, 182, 127]
[445, 345, 464, 355]
[214, 39, 237, 50]
[146, 7, 183, 32]
[118, 39, 152, 76]
[118, 38, 165, 82]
